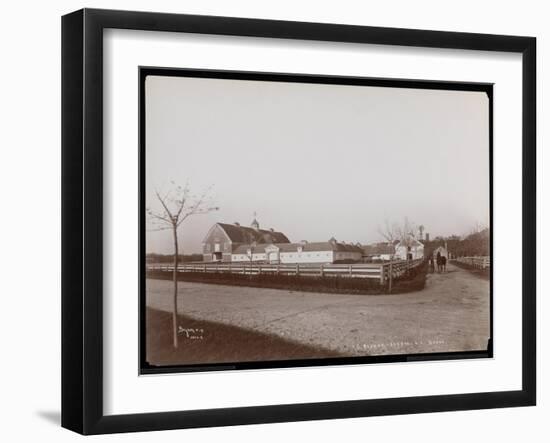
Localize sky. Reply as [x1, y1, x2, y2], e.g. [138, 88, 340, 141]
[145, 74, 490, 255]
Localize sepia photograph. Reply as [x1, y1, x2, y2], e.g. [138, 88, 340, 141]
[141, 68, 492, 371]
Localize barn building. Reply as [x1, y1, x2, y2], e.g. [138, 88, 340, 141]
[202, 219, 362, 264]
[362, 238, 425, 261]
[395, 236, 425, 260]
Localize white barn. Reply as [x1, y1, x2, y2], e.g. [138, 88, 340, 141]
[202, 219, 362, 264]
[394, 236, 425, 260]
[231, 239, 362, 264]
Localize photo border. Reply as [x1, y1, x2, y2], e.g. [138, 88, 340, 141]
[61, 8, 535, 435]
[138, 66, 494, 375]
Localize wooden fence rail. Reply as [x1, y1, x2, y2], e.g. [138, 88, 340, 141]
[147, 258, 423, 285]
[453, 256, 491, 270]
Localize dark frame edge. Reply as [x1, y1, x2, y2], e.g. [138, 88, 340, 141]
[61, 9, 85, 434]
[521, 37, 537, 407]
[89, 390, 533, 435]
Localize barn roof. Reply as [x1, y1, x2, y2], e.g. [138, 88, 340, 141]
[396, 238, 424, 248]
[217, 223, 290, 244]
[332, 242, 364, 252]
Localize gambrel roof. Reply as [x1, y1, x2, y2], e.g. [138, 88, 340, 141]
[395, 237, 424, 248]
[216, 223, 290, 244]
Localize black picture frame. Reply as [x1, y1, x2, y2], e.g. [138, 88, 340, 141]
[62, 8, 536, 435]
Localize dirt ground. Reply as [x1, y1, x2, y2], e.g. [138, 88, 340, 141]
[146, 263, 490, 358]
[146, 307, 342, 367]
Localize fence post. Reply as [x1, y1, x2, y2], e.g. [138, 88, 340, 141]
[296, 263, 299, 276]
[349, 264, 352, 277]
[320, 264, 324, 277]
[380, 264, 385, 285]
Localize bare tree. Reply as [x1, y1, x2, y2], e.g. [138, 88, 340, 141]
[147, 182, 218, 348]
[469, 220, 488, 236]
[394, 217, 417, 246]
[377, 219, 399, 292]
[377, 219, 399, 244]
[377, 217, 417, 245]
[377, 217, 417, 293]
[246, 246, 254, 276]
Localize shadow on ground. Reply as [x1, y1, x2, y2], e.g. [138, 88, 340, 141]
[36, 410, 60, 426]
[146, 307, 343, 366]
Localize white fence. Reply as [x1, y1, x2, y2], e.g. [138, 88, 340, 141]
[147, 258, 423, 285]
[453, 256, 491, 270]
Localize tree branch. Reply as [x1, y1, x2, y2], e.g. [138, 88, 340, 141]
[155, 189, 174, 220]
[147, 226, 173, 232]
[147, 211, 172, 224]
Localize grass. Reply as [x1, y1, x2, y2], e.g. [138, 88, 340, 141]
[147, 261, 428, 296]
[145, 307, 343, 367]
[388, 261, 429, 293]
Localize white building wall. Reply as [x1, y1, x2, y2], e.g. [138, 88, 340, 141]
[395, 245, 424, 260]
[279, 250, 334, 264]
[230, 249, 362, 263]
[231, 253, 267, 262]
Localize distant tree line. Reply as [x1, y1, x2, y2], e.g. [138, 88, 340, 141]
[423, 228, 490, 258]
[146, 253, 203, 263]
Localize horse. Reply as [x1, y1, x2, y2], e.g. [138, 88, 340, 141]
[436, 251, 442, 272]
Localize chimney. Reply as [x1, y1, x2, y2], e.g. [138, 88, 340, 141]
[425, 233, 430, 242]
[270, 228, 275, 232]
[234, 222, 240, 226]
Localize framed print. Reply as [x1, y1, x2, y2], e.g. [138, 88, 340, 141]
[61, 8, 536, 434]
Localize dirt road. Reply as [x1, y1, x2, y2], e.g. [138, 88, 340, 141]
[146, 263, 490, 356]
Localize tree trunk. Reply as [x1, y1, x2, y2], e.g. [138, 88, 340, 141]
[388, 257, 393, 293]
[172, 224, 179, 349]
